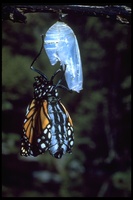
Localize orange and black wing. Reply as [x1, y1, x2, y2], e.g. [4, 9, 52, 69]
[59, 102, 74, 150]
[20, 99, 52, 156]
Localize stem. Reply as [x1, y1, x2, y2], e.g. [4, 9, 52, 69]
[2, 4, 131, 24]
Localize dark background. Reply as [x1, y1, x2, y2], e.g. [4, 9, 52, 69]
[2, 8, 131, 197]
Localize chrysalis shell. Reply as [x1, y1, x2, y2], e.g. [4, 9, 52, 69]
[44, 21, 83, 93]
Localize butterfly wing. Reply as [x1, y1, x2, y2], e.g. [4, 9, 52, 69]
[48, 100, 74, 158]
[20, 99, 51, 156]
[59, 101, 74, 150]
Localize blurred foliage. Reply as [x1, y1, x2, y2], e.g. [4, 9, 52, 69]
[2, 8, 131, 197]
[112, 169, 131, 192]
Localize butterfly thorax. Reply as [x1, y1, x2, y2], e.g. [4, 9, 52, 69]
[33, 76, 59, 101]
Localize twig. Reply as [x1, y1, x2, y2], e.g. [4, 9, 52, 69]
[2, 4, 131, 24]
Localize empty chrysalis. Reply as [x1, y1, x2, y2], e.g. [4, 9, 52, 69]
[44, 21, 83, 93]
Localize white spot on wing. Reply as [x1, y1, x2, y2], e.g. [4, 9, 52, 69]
[68, 129, 71, 136]
[41, 143, 46, 149]
[70, 140, 74, 146]
[37, 138, 41, 143]
[44, 129, 48, 134]
[48, 132, 51, 139]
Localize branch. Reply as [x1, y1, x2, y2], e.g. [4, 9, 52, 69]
[2, 4, 131, 24]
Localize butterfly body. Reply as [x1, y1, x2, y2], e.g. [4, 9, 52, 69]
[20, 69, 74, 159]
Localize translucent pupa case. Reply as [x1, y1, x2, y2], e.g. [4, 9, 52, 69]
[44, 21, 83, 93]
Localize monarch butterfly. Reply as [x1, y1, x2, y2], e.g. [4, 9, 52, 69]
[44, 21, 83, 93]
[20, 36, 74, 159]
